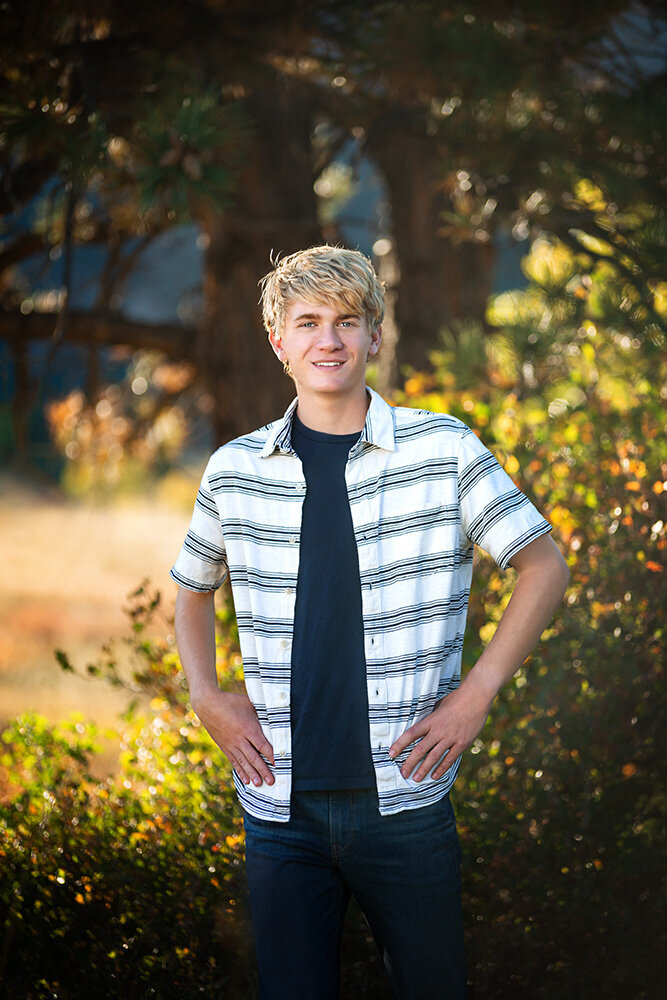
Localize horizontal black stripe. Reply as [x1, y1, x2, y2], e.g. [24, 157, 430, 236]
[169, 568, 221, 593]
[394, 413, 463, 441]
[234, 774, 291, 819]
[209, 470, 303, 500]
[194, 488, 219, 520]
[224, 521, 301, 546]
[468, 490, 530, 545]
[366, 640, 465, 677]
[224, 432, 269, 455]
[360, 550, 467, 588]
[347, 457, 457, 502]
[236, 613, 294, 638]
[183, 529, 226, 566]
[365, 593, 469, 633]
[228, 565, 298, 591]
[355, 506, 459, 544]
[498, 521, 552, 569]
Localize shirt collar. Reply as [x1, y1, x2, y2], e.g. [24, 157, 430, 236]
[260, 386, 395, 458]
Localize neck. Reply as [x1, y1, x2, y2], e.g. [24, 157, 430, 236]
[294, 387, 370, 434]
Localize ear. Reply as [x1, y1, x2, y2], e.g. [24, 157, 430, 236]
[367, 324, 382, 357]
[268, 329, 286, 360]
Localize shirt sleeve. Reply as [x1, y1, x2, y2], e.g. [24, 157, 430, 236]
[169, 456, 228, 592]
[457, 426, 552, 571]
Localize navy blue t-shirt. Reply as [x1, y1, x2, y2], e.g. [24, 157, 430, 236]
[289, 413, 376, 791]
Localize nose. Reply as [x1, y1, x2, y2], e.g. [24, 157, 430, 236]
[316, 323, 343, 349]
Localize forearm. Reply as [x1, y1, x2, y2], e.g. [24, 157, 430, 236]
[463, 556, 570, 706]
[174, 587, 219, 707]
[173, 587, 275, 785]
[391, 540, 570, 780]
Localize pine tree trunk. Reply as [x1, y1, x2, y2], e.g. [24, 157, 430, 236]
[196, 76, 322, 444]
[367, 117, 495, 374]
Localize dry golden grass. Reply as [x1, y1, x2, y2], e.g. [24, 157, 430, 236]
[0, 473, 195, 733]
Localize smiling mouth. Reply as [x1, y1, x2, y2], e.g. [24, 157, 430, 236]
[313, 361, 345, 367]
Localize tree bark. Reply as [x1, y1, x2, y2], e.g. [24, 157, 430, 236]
[196, 75, 322, 444]
[366, 114, 495, 373]
[9, 337, 32, 454]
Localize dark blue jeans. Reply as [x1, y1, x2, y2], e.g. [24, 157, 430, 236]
[243, 789, 466, 1000]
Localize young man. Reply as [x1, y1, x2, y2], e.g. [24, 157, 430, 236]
[171, 245, 570, 1000]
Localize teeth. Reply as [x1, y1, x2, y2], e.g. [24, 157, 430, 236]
[315, 362, 343, 367]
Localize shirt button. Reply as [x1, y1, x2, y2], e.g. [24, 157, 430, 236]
[280, 639, 289, 649]
[289, 536, 298, 545]
[285, 587, 293, 595]
[279, 691, 287, 701]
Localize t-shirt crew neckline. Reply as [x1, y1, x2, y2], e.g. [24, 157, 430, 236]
[292, 411, 362, 445]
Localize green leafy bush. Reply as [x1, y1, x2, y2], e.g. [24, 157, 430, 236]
[0, 589, 255, 1000]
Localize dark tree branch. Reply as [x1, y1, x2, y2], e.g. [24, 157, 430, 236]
[94, 234, 157, 309]
[0, 309, 194, 359]
[9, 337, 34, 454]
[0, 233, 47, 277]
[48, 179, 79, 360]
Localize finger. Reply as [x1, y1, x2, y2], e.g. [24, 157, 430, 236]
[413, 743, 454, 782]
[400, 738, 435, 779]
[389, 721, 427, 758]
[256, 735, 275, 767]
[431, 748, 459, 780]
[234, 749, 266, 787]
[244, 742, 275, 785]
[229, 754, 251, 785]
[238, 715, 274, 767]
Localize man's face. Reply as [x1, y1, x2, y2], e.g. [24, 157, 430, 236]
[269, 298, 381, 402]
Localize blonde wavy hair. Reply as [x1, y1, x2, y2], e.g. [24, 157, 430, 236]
[258, 245, 386, 338]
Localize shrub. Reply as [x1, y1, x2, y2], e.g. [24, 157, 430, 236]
[0, 589, 255, 1000]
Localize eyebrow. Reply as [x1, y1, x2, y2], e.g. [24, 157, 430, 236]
[293, 311, 361, 322]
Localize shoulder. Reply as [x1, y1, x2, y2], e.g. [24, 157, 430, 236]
[391, 403, 472, 447]
[203, 418, 280, 474]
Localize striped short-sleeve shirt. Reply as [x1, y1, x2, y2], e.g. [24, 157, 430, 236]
[170, 387, 552, 821]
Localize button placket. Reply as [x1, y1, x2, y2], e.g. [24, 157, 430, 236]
[370, 478, 389, 754]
